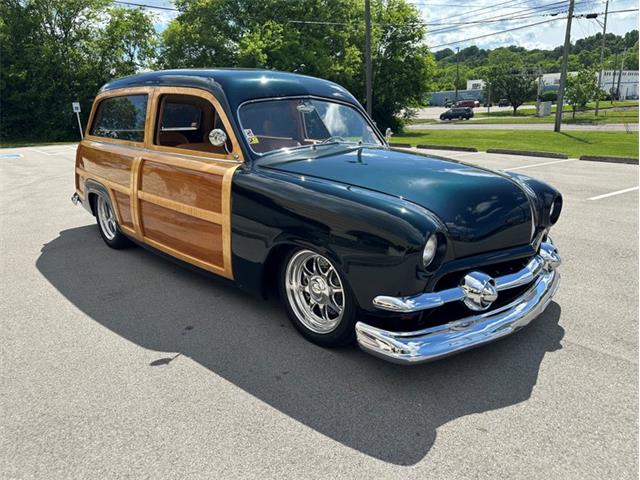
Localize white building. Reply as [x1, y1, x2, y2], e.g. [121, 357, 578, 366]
[601, 70, 638, 99]
[466, 79, 486, 90]
[467, 70, 639, 99]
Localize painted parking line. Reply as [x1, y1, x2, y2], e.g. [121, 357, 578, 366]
[506, 159, 577, 171]
[588, 186, 639, 201]
[0, 153, 23, 158]
[27, 146, 76, 156]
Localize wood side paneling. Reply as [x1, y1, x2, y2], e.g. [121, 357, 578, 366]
[140, 201, 224, 267]
[78, 85, 243, 280]
[113, 191, 133, 228]
[80, 146, 132, 187]
[141, 160, 223, 212]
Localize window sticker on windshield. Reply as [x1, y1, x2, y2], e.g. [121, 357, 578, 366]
[244, 128, 260, 144]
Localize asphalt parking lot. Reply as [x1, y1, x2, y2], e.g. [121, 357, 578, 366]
[1, 144, 638, 479]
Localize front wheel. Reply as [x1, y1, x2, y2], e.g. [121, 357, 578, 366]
[95, 194, 132, 249]
[280, 249, 357, 347]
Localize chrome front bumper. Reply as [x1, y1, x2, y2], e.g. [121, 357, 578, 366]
[355, 242, 561, 364]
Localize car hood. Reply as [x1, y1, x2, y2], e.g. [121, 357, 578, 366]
[261, 146, 535, 257]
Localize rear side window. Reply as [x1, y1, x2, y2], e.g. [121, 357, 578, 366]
[91, 94, 148, 142]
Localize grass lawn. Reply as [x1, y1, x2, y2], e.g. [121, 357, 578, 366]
[393, 129, 639, 158]
[473, 103, 638, 121]
[470, 110, 638, 125]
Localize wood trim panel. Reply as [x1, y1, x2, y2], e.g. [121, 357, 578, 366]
[138, 191, 222, 224]
[76, 167, 129, 194]
[130, 157, 144, 238]
[143, 236, 227, 277]
[221, 165, 239, 278]
[140, 200, 224, 267]
[140, 160, 223, 213]
[113, 191, 133, 228]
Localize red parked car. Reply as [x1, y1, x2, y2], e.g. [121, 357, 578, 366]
[455, 99, 479, 108]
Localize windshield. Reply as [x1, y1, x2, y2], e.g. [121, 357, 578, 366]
[238, 98, 383, 155]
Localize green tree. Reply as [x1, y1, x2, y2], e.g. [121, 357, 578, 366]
[483, 50, 537, 114]
[160, 0, 435, 131]
[96, 7, 158, 78]
[0, 0, 157, 142]
[565, 67, 599, 118]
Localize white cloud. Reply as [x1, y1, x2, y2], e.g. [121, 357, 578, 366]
[411, 0, 639, 52]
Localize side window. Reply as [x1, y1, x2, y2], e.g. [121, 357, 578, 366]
[241, 101, 299, 139]
[155, 94, 229, 155]
[91, 95, 148, 142]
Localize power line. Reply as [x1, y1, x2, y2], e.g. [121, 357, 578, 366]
[430, 16, 566, 48]
[427, 0, 577, 35]
[429, 7, 637, 49]
[114, 1, 178, 11]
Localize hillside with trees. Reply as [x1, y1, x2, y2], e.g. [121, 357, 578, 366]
[432, 30, 639, 92]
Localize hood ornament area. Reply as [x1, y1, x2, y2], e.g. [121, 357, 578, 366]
[460, 271, 498, 311]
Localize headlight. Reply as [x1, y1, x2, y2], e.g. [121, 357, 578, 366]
[549, 196, 562, 224]
[422, 234, 438, 268]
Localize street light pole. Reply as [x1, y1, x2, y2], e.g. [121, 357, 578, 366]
[554, 0, 575, 133]
[595, 0, 609, 116]
[364, 0, 373, 117]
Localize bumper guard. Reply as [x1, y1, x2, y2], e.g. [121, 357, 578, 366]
[355, 242, 561, 364]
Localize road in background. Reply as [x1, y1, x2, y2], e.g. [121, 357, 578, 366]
[407, 122, 638, 131]
[414, 105, 530, 119]
[1, 144, 638, 479]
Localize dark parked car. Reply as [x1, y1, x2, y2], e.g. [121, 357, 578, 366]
[440, 107, 474, 121]
[498, 98, 510, 107]
[72, 69, 562, 364]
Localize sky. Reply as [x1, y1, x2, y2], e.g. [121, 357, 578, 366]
[122, 0, 639, 53]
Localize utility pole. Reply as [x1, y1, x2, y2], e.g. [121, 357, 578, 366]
[536, 68, 543, 116]
[364, 0, 372, 117]
[595, 0, 609, 116]
[616, 48, 626, 100]
[610, 52, 618, 103]
[554, 0, 575, 133]
[455, 47, 460, 101]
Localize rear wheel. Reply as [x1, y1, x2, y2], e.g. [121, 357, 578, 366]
[95, 194, 132, 249]
[280, 249, 357, 347]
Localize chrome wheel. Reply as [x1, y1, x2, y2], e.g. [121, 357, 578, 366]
[285, 250, 345, 334]
[97, 195, 117, 241]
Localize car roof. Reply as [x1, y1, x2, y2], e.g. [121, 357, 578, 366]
[99, 69, 361, 111]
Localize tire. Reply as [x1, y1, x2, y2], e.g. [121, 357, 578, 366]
[95, 194, 132, 249]
[279, 248, 357, 347]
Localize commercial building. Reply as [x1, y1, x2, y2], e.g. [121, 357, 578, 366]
[460, 70, 639, 101]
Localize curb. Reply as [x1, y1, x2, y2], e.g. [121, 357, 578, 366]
[580, 155, 638, 165]
[486, 148, 568, 159]
[416, 144, 478, 152]
[389, 142, 412, 148]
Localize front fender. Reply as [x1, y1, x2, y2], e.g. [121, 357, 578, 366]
[230, 167, 441, 312]
[503, 171, 563, 228]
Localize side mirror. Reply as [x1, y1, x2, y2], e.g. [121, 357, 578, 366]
[385, 127, 393, 143]
[208, 128, 228, 147]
